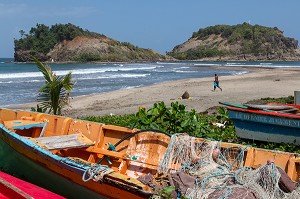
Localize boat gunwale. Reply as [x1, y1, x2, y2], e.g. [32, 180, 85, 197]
[0, 123, 152, 198]
[228, 106, 300, 120]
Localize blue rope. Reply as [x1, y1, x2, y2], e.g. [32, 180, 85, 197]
[220, 146, 249, 170]
[82, 164, 110, 182]
[271, 163, 276, 180]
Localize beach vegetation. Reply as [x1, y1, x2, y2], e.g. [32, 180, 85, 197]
[246, 96, 294, 105]
[83, 102, 236, 143]
[82, 97, 300, 154]
[261, 96, 294, 104]
[132, 101, 208, 136]
[84, 114, 135, 127]
[32, 57, 74, 115]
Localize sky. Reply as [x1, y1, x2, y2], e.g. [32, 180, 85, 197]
[1, 0, 300, 58]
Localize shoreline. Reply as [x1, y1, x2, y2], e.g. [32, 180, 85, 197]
[8, 55, 300, 64]
[8, 67, 300, 118]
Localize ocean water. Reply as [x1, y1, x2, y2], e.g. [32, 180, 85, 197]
[1, 58, 300, 107]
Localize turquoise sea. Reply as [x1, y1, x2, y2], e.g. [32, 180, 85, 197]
[1, 58, 300, 107]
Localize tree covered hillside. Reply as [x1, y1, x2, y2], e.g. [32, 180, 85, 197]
[168, 23, 299, 60]
[14, 23, 169, 62]
[15, 23, 100, 60]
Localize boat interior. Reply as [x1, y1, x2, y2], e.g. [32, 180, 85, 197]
[0, 108, 300, 181]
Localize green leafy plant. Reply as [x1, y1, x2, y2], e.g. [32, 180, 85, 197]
[32, 56, 74, 115]
[82, 97, 300, 154]
[154, 186, 175, 199]
[133, 101, 207, 136]
[84, 114, 137, 127]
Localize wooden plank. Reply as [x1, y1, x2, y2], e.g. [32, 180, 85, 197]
[102, 125, 134, 133]
[4, 120, 44, 130]
[85, 147, 159, 167]
[35, 133, 94, 150]
[85, 147, 127, 159]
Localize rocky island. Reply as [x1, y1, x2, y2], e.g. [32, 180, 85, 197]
[14, 23, 171, 62]
[14, 23, 300, 62]
[168, 23, 300, 61]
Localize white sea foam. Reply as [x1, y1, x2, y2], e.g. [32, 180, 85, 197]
[156, 62, 181, 65]
[194, 63, 221, 66]
[0, 81, 13, 84]
[225, 63, 298, 68]
[175, 70, 198, 73]
[226, 62, 244, 65]
[0, 65, 157, 79]
[122, 85, 143, 90]
[0, 79, 42, 83]
[117, 66, 157, 71]
[225, 64, 258, 67]
[0, 72, 42, 79]
[76, 73, 149, 80]
[260, 63, 273, 65]
[232, 71, 249, 75]
[25, 79, 42, 83]
[98, 74, 150, 79]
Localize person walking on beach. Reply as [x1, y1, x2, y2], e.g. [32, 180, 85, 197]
[214, 74, 222, 91]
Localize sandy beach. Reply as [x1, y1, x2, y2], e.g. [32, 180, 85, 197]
[9, 67, 300, 118]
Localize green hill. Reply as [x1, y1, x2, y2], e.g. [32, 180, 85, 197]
[14, 23, 170, 62]
[168, 23, 300, 61]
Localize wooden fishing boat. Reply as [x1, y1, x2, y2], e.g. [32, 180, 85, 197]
[0, 171, 65, 199]
[0, 108, 300, 198]
[221, 102, 300, 145]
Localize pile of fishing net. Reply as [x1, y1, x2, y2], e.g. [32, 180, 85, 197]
[155, 134, 300, 199]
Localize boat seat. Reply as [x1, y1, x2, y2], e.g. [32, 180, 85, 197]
[35, 133, 94, 150]
[4, 120, 44, 130]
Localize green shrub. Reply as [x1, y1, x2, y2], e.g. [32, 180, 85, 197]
[261, 96, 294, 104]
[82, 97, 300, 153]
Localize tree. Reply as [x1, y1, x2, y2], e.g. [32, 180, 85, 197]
[19, 30, 25, 38]
[32, 56, 74, 115]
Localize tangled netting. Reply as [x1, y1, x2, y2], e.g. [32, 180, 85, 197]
[82, 164, 114, 182]
[158, 134, 300, 199]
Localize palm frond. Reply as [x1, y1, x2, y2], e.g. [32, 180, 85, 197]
[62, 72, 74, 91]
[33, 57, 74, 115]
[31, 56, 54, 83]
